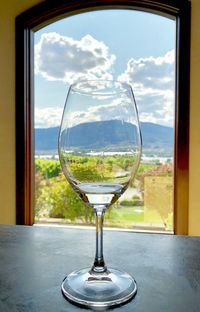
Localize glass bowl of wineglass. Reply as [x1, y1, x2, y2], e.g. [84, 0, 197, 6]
[58, 80, 142, 309]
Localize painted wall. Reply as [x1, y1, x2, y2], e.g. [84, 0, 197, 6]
[0, 0, 199, 235]
[189, 0, 200, 235]
[0, 0, 42, 224]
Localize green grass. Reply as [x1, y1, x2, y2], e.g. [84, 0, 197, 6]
[104, 205, 171, 230]
[37, 204, 172, 231]
[109, 207, 144, 222]
[104, 206, 144, 228]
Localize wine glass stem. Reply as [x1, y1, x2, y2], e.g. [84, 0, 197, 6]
[92, 206, 107, 273]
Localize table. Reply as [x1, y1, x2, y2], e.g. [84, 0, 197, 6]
[0, 225, 200, 311]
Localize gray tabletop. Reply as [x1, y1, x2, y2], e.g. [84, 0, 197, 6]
[0, 225, 200, 312]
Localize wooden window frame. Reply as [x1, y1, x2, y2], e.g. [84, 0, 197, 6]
[15, 0, 191, 234]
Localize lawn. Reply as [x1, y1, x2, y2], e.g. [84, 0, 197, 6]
[104, 205, 168, 230]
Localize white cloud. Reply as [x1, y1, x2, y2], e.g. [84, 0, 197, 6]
[118, 50, 175, 126]
[35, 107, 63, 128]
[35, 32, 116, 83]
[35, 99, 135, 129]
[66, 101, 128, 127]
[35, 35, 175, 128]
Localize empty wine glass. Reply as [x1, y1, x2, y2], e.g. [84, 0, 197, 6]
[58, 80, 142, 309]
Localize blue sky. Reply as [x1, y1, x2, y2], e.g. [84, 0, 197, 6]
[34, 9, 175, 128]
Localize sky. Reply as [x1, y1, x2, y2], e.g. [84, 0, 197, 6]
[34, 9, 176, 128]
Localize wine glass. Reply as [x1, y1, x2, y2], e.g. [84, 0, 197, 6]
[58, 80, 142, 309]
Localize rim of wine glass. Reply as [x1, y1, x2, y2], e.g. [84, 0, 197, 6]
[69, 79, 133, 96]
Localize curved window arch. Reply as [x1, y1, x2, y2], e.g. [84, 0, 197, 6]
[16, 0, 191, 234]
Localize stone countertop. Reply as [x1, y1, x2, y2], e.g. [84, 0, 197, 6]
[0, 225, 200, 311]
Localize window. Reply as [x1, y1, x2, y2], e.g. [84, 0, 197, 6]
[16, 0, 190, 234]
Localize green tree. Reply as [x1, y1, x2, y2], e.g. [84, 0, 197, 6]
[35, 159, 61, 178]
[38, 174, 95, 223]
[35, 171, 45, 219]
[69, 162, 102, 181]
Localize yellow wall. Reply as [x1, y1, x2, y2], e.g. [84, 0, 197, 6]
[189, 0, 200, 235]
[0, 0, 199, 235]
[0, 0, 42, 224]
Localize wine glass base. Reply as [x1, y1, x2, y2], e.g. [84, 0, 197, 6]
[61, 267, 137, 309]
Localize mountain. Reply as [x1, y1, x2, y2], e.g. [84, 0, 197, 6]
[35, 127, 60, 151]
[140, 122, 173, 153]
[35, 121, 173, 154]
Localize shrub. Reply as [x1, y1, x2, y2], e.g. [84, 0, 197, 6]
[37, 174, 95, 223]
[120, 199, 134, 207]
[120, 197, 143, 207]
[35, 159, 61, 178]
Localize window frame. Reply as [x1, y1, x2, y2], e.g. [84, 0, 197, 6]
[15, 0, 191, 234]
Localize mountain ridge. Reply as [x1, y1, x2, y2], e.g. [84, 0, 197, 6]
[35, 121, 173, 154]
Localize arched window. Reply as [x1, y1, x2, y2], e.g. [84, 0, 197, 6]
[16, 0, 190, 234]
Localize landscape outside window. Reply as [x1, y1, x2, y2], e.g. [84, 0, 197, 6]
[34, 10, 175, 232]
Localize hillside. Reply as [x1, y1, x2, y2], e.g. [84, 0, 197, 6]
[35, 121, 173, 154]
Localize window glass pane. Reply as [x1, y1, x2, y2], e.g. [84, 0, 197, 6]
[34, 9, 175, 232]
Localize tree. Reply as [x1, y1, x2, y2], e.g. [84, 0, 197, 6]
[35, 159, 61, 178]
[69, 162, 103, 181]
[38, 174, 95, 223]
[35, 161, 103, 223]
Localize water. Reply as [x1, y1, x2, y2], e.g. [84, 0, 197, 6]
[76, 182, 126, 208]
[35, 153, 173, 164]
